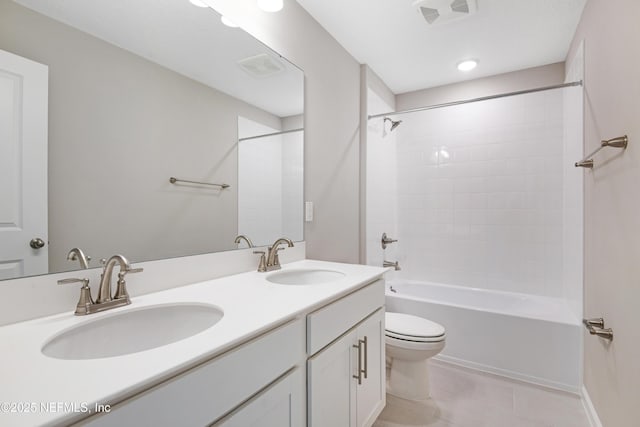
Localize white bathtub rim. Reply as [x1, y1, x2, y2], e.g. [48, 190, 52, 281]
[387, 281, 581, 326]
[581, 385, 604, 427]
[433, 354, 581, 395]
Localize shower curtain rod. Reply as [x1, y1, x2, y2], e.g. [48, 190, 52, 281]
[368, 80, 583, 120]
[238, 127, 304, 142]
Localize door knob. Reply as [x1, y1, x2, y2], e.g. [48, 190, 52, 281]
[30, 238, 46, 249]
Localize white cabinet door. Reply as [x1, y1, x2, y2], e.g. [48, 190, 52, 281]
[214, 368, 304, 427]
[355, 308, 385, 427]
[308, 329, 357, 427]
[308, 307, 386, 427]
[0, 49, 48, 280]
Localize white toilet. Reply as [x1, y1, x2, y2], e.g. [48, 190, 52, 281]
[385, 312, 446, 401]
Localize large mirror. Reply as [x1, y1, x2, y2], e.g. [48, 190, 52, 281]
[0, 0, 304, 280]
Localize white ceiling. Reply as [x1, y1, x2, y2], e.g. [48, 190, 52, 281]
[14, 0, 303, 117]
[296, 0, 587, 94]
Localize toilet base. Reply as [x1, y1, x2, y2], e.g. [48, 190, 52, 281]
[387, 358, 431, 401]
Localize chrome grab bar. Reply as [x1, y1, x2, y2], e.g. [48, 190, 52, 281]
[583, 318, 613, 340]
[575, 135, 628, 168]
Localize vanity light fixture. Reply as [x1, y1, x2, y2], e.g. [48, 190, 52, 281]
[257, 0, 284, 12]
[189, 0, 209, 7]
[457, 59, 478, 72]
[221, 16, 239, 27]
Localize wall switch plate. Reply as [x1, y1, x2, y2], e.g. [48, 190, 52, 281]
[305, 201, 313, 222]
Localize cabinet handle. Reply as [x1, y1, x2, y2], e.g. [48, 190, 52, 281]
[352, 341, 363, 385]
[362, 336, 368, 379]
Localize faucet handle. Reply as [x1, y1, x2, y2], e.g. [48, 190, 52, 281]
[58, 277, 89, 286]
[113, 267, 143, 300]
[57, 278, 94, 315]
[253, 251, 267, 273]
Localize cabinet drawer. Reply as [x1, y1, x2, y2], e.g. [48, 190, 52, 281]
[76, 318, 305, 427]
[307, 279, 384, 355]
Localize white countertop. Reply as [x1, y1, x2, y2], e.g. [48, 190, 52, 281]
[0, 259, 386, 427]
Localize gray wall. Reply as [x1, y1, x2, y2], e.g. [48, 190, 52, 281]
[0, 1, 283, 272]
[208, 0, 362, 263]
[568, 0, 640, 425]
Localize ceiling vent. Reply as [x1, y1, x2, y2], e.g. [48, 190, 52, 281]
[237, 53, 285, 78]
[412, 0, 477, 26]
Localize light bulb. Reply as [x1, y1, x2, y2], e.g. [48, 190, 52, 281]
[189, 0, 209, 7]
[257, 0, 283, 12]
[221, 16, 238, 27]
[457, 59, 478, 72]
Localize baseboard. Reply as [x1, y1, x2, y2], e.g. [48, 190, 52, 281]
[581, 386, 603, 427]
[433, 354, 581, 394]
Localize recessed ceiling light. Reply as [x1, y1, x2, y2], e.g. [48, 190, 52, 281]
[189, 0, 208, 7]
[221, 16, 238, 27]
[257, 0, 283, 12]
[457, 59, 478, 72]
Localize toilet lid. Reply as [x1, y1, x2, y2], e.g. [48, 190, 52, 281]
[385, 312, 445, 339]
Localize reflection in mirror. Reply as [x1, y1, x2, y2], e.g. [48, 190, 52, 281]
[238, 117, 304, 247]
[0, 0, 304, 280]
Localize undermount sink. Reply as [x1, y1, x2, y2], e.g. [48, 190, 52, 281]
[42, 303, 224, 360]
[266, 269, 346, 285]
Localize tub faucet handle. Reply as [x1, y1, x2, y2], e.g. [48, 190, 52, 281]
[381, 233, 398, 249]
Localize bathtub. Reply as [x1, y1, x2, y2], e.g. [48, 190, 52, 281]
[385, 280, 582, 392]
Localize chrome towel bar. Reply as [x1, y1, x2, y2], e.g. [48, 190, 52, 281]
[583, 318, 613, 340]
[169, 177, 230, 189]
[575, 135, 628, 168]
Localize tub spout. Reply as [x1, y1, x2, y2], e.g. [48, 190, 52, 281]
[384, 260, 401, 271]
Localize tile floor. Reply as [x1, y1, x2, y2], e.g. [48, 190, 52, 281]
[373, 360, 591, 427]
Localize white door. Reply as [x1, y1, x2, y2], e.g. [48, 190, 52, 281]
[0, 49, 48, 280]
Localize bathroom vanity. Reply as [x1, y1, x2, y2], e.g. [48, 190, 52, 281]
[0, 260, 386, 427]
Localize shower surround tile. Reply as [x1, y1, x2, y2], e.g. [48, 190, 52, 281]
[395, 90, 566, 298]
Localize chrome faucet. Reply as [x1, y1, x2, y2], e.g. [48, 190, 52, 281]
[67, 247, 91, 269]
[234, 235, 254, 248]
[98, 255, 137, 303]
[58, 254, 143, 315]
[261, 238, 294, 272]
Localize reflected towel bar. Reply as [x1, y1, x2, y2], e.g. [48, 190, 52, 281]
[575, 135, 628, 168]
[169, 177, 230, 189]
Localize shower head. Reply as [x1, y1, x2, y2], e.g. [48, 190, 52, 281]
[384, 117, 402, 132]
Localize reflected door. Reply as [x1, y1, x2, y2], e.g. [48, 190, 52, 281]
[0, 50, 48, 279]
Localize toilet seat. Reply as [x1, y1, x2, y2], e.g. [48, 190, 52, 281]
[385, 312, 445, 343]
